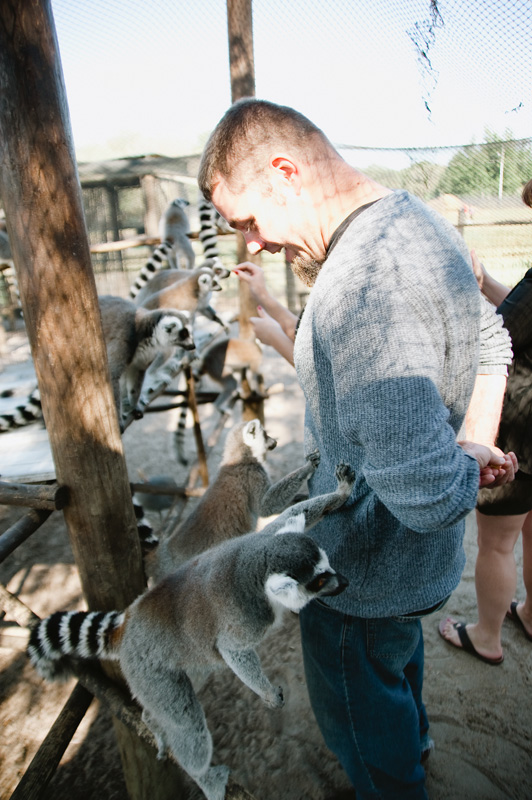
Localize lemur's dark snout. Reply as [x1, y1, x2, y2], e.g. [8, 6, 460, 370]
[324, 572, 349, 596]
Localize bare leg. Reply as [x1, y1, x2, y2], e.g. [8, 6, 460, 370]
[514, 510, 532, 636]
[440, 510, 526, 659]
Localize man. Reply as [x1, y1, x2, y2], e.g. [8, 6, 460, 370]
[198, 98, 515, 799]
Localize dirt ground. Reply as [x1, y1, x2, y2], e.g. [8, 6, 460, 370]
[0, 329, 531, 800]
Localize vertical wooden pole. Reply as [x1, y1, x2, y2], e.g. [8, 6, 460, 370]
[140, 174, 161, 237]
[227, 0, 255, 101]
[226, 0, 264, 422]
[107, 186, 123, 268]
[0, 2, 186, 796]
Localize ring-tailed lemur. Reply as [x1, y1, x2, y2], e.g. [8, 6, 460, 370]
[98, 295, 195, 429]
[133, 263, 229, 333]
[150, 419, 327, 581]
[27, 464, 352, 800]
[174, 336, 263, 465]
[197, 198, 233, 262]
[129, 198, 195, 299]
[0, 386, 42, 432]
[152, 438, 356, 583]
[0, 300, 195, 435]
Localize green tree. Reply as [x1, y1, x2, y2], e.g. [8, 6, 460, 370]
[400, 160, 445, 200]
[437, 130, 532, 196]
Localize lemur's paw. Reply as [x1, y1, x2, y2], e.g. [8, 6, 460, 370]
[264, 684, 285, 709]
[335, 462, 355, 487]
[197, 764, 230, 800]
[306, 449, 321, 469]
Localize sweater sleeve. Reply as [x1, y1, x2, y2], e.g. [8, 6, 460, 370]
[478, 295, 512, 374]
[322, 288, 480, 532]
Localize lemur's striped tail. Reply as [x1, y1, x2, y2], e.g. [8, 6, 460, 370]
[27, 610, 125, 681]
[198, 199, 223, 261]
[129, 241, 173, 298]
[0, 387, 42, 433]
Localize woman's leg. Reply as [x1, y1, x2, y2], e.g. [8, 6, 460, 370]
[440, 510, 526, 659]
[513, 509, 532, 636]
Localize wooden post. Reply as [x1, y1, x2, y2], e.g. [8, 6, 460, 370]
[140, 174, 161, 237]
[285, 257, 298, 314]
[226, 0, 264, 422]
[106, 185, 123, 268]
[0, 2, 186, 796]
[227, 0, 255, 101]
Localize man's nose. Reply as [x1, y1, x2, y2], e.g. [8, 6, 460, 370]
[244, 233, 264, 255]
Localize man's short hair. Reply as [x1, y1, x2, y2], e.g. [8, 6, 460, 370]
[198, 98, 332, 201]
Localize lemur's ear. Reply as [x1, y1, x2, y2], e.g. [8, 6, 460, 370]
[243, 419, 260, 445]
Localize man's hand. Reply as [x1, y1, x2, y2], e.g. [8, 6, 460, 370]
[459, 441, 518, 488]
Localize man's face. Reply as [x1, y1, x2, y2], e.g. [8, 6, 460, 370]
[211, 177, 290, 257]
[211, 174, 325, 286]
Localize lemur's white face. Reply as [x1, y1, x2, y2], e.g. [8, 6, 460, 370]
[265, 543, 347, 613]
[157, 316, 195, 350]
[198, 273, 214, 295]
[243, 419, 277, 462]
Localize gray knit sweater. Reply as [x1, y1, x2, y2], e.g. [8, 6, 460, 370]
[294, 190, 483, 617]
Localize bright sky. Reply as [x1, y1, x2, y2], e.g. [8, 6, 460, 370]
[50, 0, 532, 163]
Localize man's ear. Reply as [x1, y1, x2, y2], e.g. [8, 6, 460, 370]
[270, 155, 301, 193]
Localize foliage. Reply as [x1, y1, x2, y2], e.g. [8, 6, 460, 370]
[365, 133, 532, 200]
[365, 161, 445, 201]
[437, 130, 532, 196]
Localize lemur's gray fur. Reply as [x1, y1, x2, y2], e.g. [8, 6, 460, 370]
[98, 295, 195, 428]
[174, 337, 263, 465]
[129, 199, 196, 299]
[133, 262, 229, 332]
[150, 418, 321, 582]
[27, 462, 353, 800]
[158, 198, 196, 270]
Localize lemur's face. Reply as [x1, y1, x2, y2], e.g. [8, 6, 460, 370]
[243, 419, 277, 459]
[158, 316, 195, 350]
[198, 273, 215, 294]
[264, 532, 348, 613]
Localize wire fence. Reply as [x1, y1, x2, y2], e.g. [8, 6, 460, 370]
[2, 0, 532, 315]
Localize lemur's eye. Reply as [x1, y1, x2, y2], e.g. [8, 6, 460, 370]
[306, 573, 330, 592]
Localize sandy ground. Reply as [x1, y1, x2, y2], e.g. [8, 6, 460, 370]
[0, 330, 531, 800]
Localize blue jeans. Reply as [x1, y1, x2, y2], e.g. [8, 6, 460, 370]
[299, 600, 431, 800]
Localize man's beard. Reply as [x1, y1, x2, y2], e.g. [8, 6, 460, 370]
[289, 255, 324, 288]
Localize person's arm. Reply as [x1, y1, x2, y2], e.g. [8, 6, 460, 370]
[463, 373, 517, 487]
[317, 285, 481, 532]
[249, 307, 295, 366]
[465, 293, 517, 487]
[233, 262, 299, 341]
[471, 249, 511, 306]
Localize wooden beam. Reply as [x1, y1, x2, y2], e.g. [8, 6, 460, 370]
[10, 684, 94, 800]
[0, 2, 186, 796]
[226, 0, 264, 420]
[0, 480, 68, 510]
[0, 509, 53, 565]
